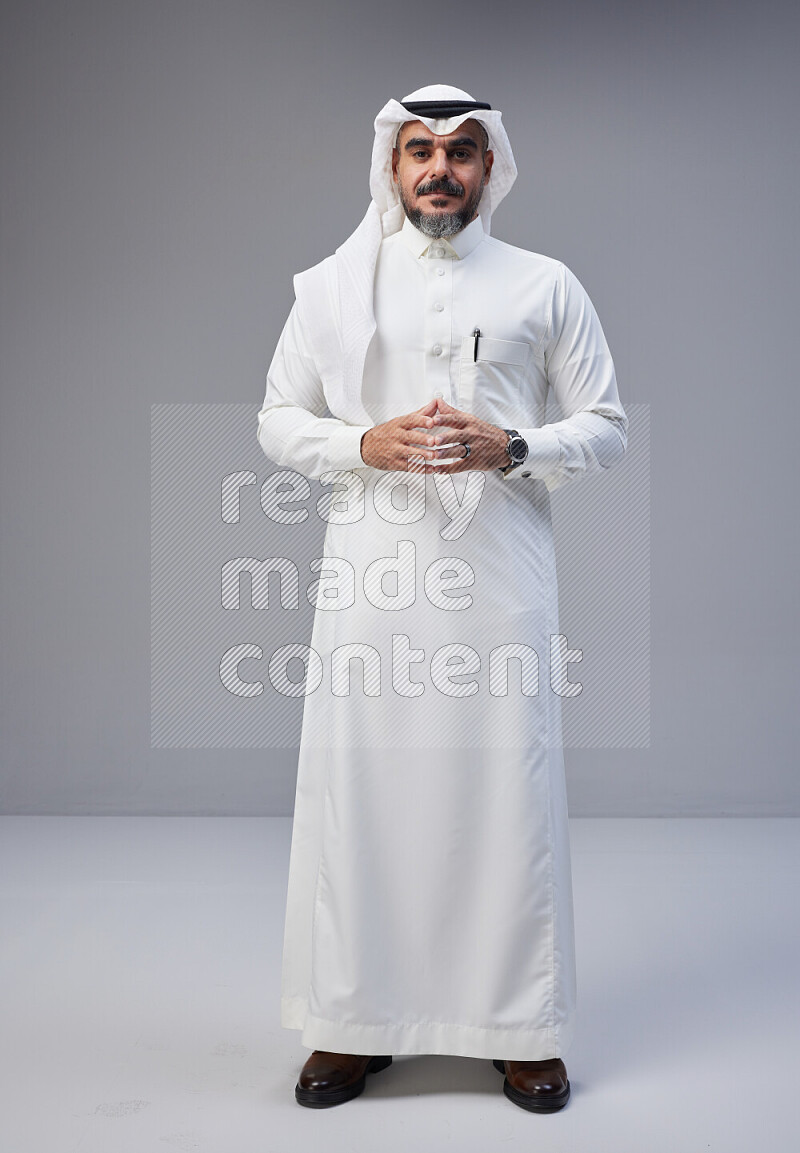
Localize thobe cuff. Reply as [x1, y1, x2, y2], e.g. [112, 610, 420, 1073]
[500, 426, 561, 483]
[328, 423, 373, 471]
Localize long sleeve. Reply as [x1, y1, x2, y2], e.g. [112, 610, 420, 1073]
[503, 261, 628, 491]
[257, 302, 373, 480]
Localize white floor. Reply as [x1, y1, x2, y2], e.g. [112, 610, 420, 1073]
[0, 817, 798, 1153]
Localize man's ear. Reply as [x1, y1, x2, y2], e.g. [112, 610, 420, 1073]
[391, 147, 399, 182]
[484, 149, 494, 181]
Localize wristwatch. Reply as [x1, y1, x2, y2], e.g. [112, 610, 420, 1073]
[499, 428, 529, 475]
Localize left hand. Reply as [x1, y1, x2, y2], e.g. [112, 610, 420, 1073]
[422, 396, 509, 474]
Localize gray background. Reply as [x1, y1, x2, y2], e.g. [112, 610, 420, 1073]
[1, 0, 797, 814]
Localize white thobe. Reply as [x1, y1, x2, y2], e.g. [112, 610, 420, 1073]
[258, 214, 627, 1060]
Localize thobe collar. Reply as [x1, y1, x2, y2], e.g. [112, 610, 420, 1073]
[398, 212, 485, 260]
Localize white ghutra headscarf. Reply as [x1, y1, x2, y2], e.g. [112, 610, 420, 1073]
[331, 84, 518, 425]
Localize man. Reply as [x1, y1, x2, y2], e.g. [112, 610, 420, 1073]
[257, 84, 628, 1112]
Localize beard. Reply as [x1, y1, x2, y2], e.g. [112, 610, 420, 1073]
[398, 174, 486, 238]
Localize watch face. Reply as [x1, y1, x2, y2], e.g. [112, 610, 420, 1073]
[508, 435, 528, 463]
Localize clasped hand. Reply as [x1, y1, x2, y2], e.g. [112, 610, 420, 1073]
[359, 396, 509, 474]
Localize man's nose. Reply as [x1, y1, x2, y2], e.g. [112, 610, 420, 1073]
[430, 148, 452, 178]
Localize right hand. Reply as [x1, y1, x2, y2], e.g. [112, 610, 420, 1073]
[359, 397, 441, 471]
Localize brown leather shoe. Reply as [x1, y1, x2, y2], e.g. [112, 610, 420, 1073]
[492, 1057, 570, 1112]
[295, 1050, 393, 1108]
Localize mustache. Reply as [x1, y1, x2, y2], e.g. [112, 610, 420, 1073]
[414, 177, 465, 198]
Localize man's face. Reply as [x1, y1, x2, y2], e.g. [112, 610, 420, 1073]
[391, 118, 494, 239]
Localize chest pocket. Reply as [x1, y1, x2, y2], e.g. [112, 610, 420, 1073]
[458, 335, 530, 422]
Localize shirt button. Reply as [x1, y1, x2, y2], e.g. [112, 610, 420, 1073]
[436, 267, 445, 277]
[432, 344, 443, 356]
[433, 302, 444, 312]
[521, 471, 531, 477]
[432, 245, 444, 256]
